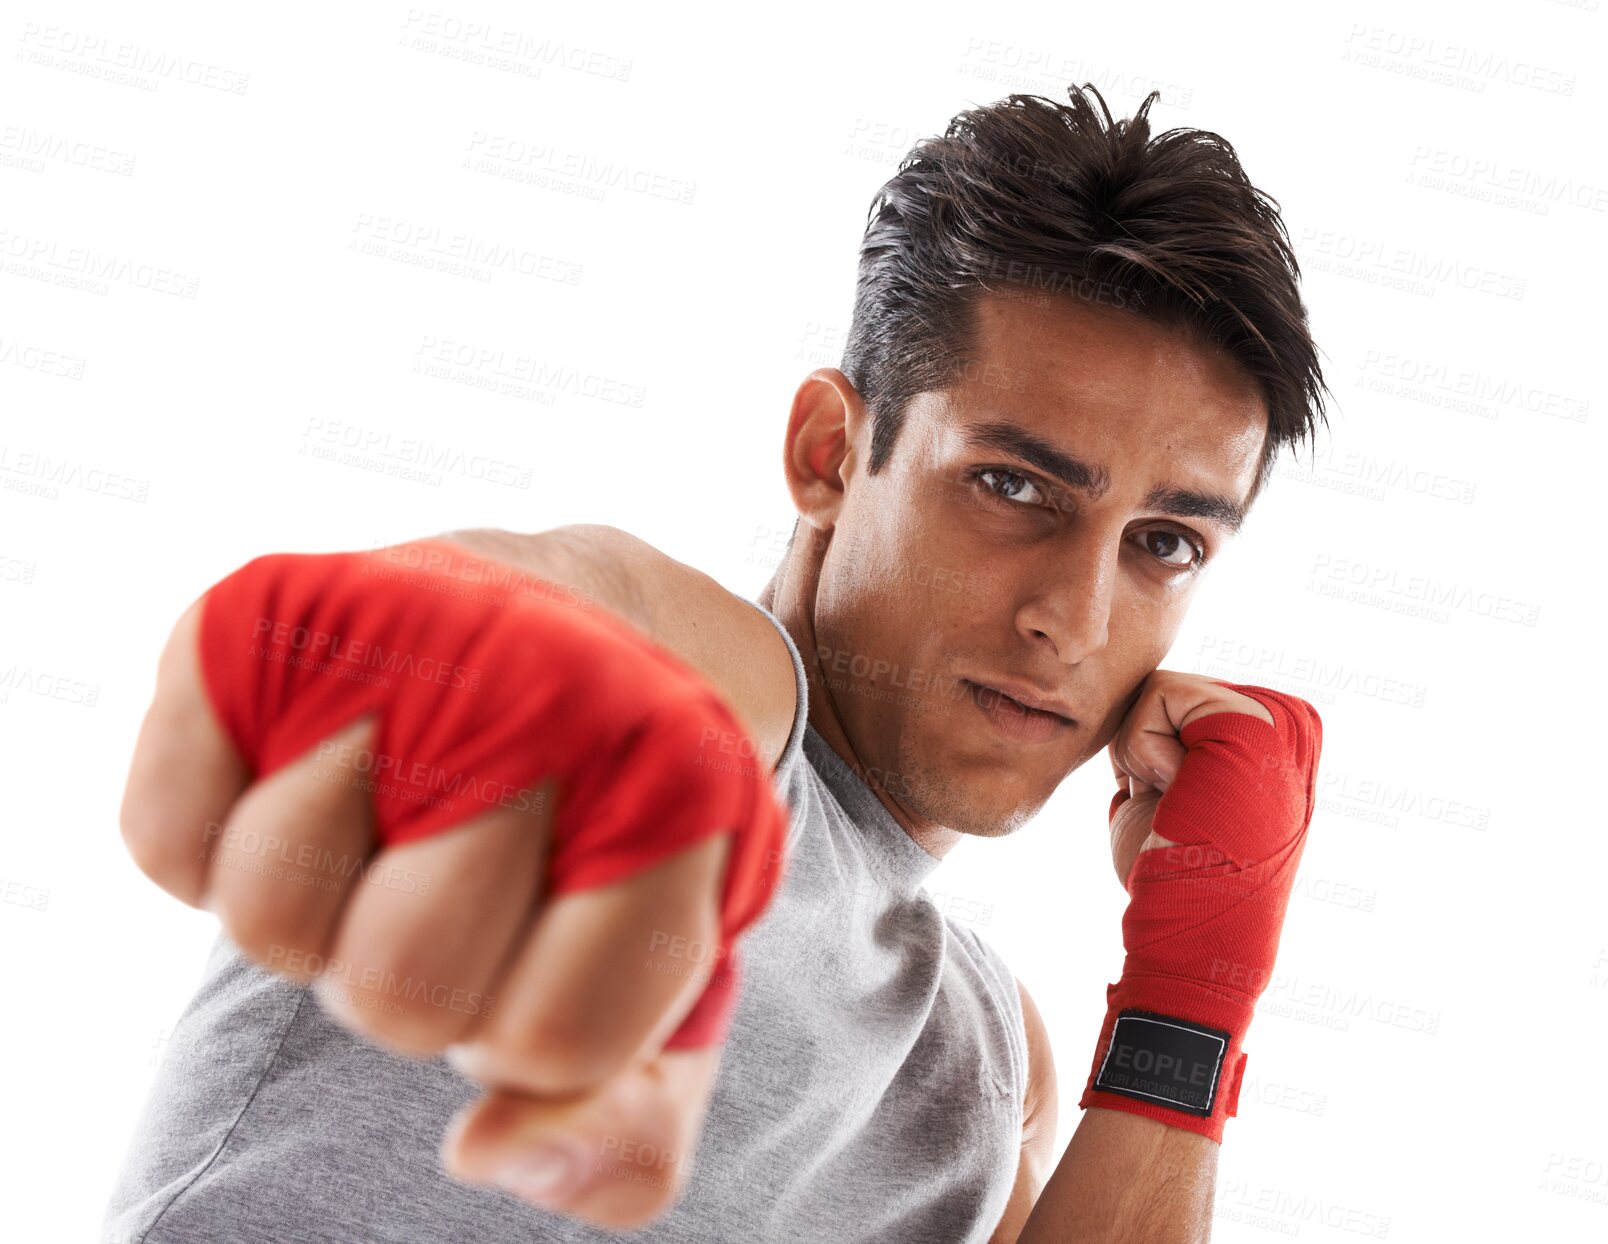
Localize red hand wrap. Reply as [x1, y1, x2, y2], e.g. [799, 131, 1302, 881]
[1079, 682, 1322, 1143]
[193, 538, 790, 1049]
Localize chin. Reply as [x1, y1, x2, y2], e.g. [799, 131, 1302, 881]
[958, 806, 1038, 840]
[935, 775, 1048, 839]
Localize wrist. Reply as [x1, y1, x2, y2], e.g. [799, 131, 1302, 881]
[1078, 971, 1255, 1145]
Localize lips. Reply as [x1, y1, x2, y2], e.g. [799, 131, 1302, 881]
[965, 679, 1075, 724]
[964, 679, 1073, 744]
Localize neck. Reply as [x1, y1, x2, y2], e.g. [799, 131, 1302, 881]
[758, 531, 962, 862]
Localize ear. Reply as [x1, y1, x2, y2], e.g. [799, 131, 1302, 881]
[781, 368, 867, 534]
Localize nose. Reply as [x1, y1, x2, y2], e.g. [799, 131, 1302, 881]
[1014, 534, 1116, 663]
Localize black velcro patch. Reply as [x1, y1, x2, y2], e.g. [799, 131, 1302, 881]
[1093, 1009, 1231, 1116]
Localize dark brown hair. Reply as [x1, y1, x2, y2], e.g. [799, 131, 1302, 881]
[838, 84, 1329, 501]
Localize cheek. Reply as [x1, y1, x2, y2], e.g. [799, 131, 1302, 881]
[853, 534, 975, 625]
[1116, 567, 1197, 640]
[814, 580, 922, 687]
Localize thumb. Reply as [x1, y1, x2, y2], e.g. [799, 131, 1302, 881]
[442, 1044, 721, 1230]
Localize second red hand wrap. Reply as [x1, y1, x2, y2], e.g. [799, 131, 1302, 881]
[1079, 683, 1322, 1143]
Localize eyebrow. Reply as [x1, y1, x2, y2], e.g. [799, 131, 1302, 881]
[961, 419, 1247, 534]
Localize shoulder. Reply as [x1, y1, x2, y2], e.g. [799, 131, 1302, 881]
[580, 524, 802, 778]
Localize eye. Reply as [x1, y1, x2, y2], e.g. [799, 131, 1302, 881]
[1134, 527, 1208, 572]
[972, 467, 1051, 508]
[968, 467, 1210, 572]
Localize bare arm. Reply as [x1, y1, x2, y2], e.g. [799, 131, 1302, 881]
[1016, 1108, 1218, 1243]
[432, 524, 800, 774]
[989, 978, 1060, 1243]
[993, 980, 1215, 1244]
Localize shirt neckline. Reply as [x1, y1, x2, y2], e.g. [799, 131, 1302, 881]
[802, 722, 945, 897]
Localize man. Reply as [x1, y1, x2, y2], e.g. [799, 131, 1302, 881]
[104, 83, 1327, 1242]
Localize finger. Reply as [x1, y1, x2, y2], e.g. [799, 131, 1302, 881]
[442, 1046, 721, 1230]
[1113, 697, 1187, 792]
[207, 710, 380, 981]
[1108, 743, 1128, 790]
[1122, 775, 1180, 851]
[1110, 781, 1158, 888]
[1179, 687, 1275, 730]
[315, 781, 557, 1055]
[121, 594, 253, 908]
[449, 832, 731, 1099]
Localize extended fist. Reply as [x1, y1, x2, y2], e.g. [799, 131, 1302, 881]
[119, 538, 789, 1226]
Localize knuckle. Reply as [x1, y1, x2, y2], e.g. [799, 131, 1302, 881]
[118, 805, 193, 896]
[215, 893, 309, 972]
[327, 956, 479, 1053]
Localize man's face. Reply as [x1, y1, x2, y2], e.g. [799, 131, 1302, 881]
[813, 290, 1267, 838]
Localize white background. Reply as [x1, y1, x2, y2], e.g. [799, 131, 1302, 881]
[3, 1, 1605, 1240]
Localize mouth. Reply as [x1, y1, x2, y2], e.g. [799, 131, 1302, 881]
[962, 679, 1075, 742]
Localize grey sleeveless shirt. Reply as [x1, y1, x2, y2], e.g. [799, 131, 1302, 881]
[101, 597, 1030, 1243]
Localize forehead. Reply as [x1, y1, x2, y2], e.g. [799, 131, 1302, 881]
[926, 290, 1268, 497]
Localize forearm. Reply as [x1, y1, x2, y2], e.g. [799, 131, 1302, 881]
[1016, 1107, 1217, 1244]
